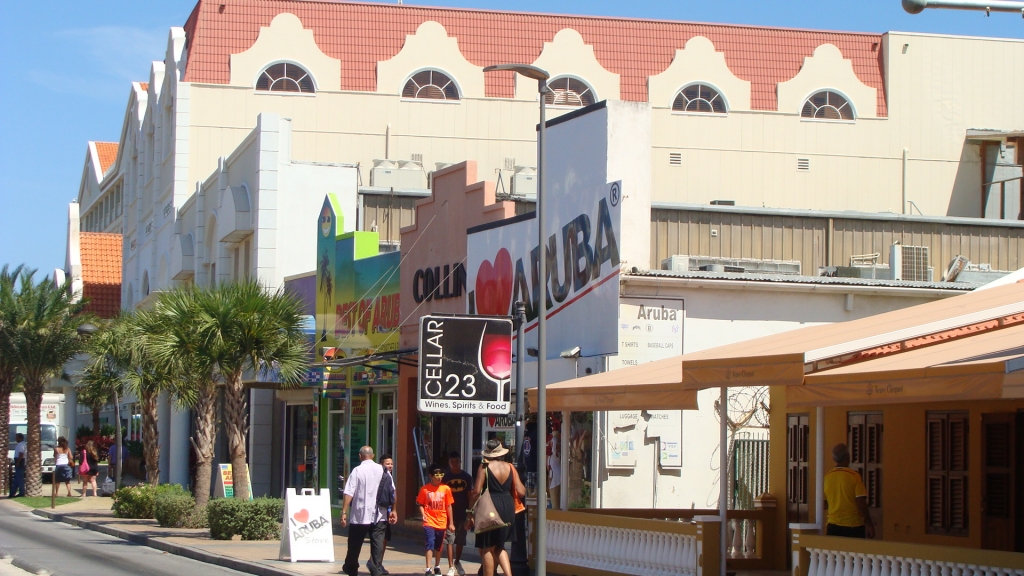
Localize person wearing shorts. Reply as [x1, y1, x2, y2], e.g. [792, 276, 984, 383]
[443, 451, 474, 575]
[417, 464, 454, 576]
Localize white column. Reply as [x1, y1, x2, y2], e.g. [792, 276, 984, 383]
[158, 391, 171, 484]
[561, 410, 570, 510]
[168, 405, 191, 488]
[816, 406, 825, 529]
[63, 386, 78, 449]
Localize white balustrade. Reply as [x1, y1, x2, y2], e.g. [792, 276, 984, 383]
[806, 549, 1024, 576]
[547, 520, 698, 576]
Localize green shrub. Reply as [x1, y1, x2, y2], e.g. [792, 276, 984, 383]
[206, 497, 283, 540]
[111, 483, 188, 519]
[76, 424, 95, 438]
[238, 498, 284, 541]
[207, 498, 245, 540]
[185, 504, 209, 529]
[154, 492, 196, 528]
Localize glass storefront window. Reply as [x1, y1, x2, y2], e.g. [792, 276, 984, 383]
[328, 398, 348, 507]
[285, 404, 315, 490]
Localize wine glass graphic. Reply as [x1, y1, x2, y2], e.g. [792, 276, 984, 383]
[478, 323, 512, 402]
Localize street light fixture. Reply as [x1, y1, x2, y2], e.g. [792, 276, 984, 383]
[902, 0, 1024, 14]
[483, 62, 550, 576]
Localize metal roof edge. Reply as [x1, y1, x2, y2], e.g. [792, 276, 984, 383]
[651, 202, 1024, 229]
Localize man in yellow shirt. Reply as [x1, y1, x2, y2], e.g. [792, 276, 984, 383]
[823, 443, 875, 539]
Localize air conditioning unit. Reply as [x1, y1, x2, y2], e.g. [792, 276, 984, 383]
[890, 244, 932, 282]
[511, 166, 537, 197]
[371, 159, 426, 189]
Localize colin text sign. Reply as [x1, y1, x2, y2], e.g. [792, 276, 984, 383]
[418, 314, 513, 414]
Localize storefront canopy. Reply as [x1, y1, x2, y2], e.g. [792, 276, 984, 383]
[678, 282, 1024, 390]
[526, 356, 698, 412]
[790, 322, 1024, 407]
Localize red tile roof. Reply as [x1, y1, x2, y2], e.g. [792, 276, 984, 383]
[139, 82, 149, 91]
[94, 142, 119, 175]
[182, 0, 887, 115]
[80, 232, 122, 318]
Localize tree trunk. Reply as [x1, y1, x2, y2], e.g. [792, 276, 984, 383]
[224, 373, 250, 500]
[141, 389, 160, 485]
[23, 382, 44, 497]
[0, 382, 11, 496]
[193, 381, 218, 508]
[92, 406, 101, 437]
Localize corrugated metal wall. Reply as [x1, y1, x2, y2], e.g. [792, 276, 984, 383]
[361, 194, 418, 245]
[651, 208, 1024, 274]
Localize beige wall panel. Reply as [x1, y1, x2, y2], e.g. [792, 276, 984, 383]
[228, 13, 341, 91]
[777, 44, 877, 118]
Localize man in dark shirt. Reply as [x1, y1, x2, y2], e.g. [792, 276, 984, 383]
[442, 451, 474, 576]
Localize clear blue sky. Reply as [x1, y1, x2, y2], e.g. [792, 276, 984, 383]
[1, 1, 1020, 275]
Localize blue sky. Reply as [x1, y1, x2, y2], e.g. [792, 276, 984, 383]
[1, 1, 1020, 275]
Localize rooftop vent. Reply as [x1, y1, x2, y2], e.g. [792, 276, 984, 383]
[669, 152, 682, 165]
[662, 255, 801, 275]
[797, 158, 810, 171]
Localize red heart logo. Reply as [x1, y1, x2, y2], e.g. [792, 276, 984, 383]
[475, 249, 513, 316]
[293, 509, 310, 524]
[488, 417, 497, 428]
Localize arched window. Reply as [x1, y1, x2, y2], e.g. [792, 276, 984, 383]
[402, 70, 460, 101]
[801, 90, 854, 121]
[672, 83, 727, 114]
[256, 63, 315, 93]
[544, 77, 596, 107]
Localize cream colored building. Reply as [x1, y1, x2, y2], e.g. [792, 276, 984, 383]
[79, 0, 1024, 495]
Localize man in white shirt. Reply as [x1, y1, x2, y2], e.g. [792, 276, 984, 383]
[341, 446, 395, 576]
[9, 433, 26, 498]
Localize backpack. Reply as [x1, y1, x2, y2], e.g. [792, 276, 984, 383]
[376, 465, 395, 508]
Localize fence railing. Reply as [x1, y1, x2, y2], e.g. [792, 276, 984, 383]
[792, 527, 1024, 576]
[570, 494, 779, 570]
[546, 509, 720, 576]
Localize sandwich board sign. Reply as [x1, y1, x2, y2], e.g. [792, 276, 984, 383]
[279, 488, 335, 562]
[214, 463, 253, 500]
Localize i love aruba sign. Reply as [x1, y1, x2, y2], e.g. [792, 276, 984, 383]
[279, 488, 335, 562]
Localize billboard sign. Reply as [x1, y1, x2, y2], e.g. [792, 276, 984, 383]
[417, 314, 513, 414]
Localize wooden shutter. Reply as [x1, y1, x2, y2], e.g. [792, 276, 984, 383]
[865, 415, 883, 508]
[926, 411, 969, 536]
[787, 414, 810, 523]
[981, 413, 1016, 550]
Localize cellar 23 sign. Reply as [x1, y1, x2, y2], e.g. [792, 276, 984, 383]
[417, 314, 513, 414]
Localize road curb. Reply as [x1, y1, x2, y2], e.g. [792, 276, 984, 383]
[11, 556, 51, 575]
[32, 509, 297, 576]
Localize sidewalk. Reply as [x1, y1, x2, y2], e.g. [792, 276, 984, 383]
[24, 496, 484, 576]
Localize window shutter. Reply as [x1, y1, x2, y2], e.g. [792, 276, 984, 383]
[927, 411, 969, 536]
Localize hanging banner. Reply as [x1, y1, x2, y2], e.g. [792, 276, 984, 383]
[646, 410, 682, 468]
[418, 314, 513, 414]
[279, 488, 335, 562]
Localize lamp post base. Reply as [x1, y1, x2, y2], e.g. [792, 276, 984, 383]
[511, 508, 530, 576]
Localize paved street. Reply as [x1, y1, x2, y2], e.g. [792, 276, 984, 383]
[0, 501, 250, 576]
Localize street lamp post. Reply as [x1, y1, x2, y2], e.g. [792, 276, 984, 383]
[483, 63, 550, 576]
[902, 0, 1024, 13]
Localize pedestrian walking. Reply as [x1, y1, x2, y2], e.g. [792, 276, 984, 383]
[468, 440, 525, 576]
[418, 464, 455, 576]
[443, 451, 474, 576]
[8, 433, 26, 498]
[374, 454, 397, 576]
[107, 442, 127, 480]
[823, 443, 875, 539]
[341, 446, 394, 576]
[52, 437, 75, 497]
[79, 440, 100, 497]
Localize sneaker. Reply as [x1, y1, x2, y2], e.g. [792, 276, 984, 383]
[434, 568, 442, 575]
[425, 570, 434, 576]
[447, 568, 456, 576]
[455, 562, 466, 576]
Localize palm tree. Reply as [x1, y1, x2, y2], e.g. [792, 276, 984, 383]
[84, 313, 176, 485]
[0, 269, 89, 496]
[0, 264, 24, 496]
[144, 287, 219, 506]
[77, 363, 118, 437]
[191, 280, 309, 500]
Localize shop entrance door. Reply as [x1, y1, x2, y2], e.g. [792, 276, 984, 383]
[378, 413, 396, 464]
[285, 404, 316, 490]
[432, 415, 463, 467]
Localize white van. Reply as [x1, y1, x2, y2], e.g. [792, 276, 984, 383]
[8, 393, 64, 478]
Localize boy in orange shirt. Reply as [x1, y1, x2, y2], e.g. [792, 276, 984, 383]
[417, 464, 455, 576]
